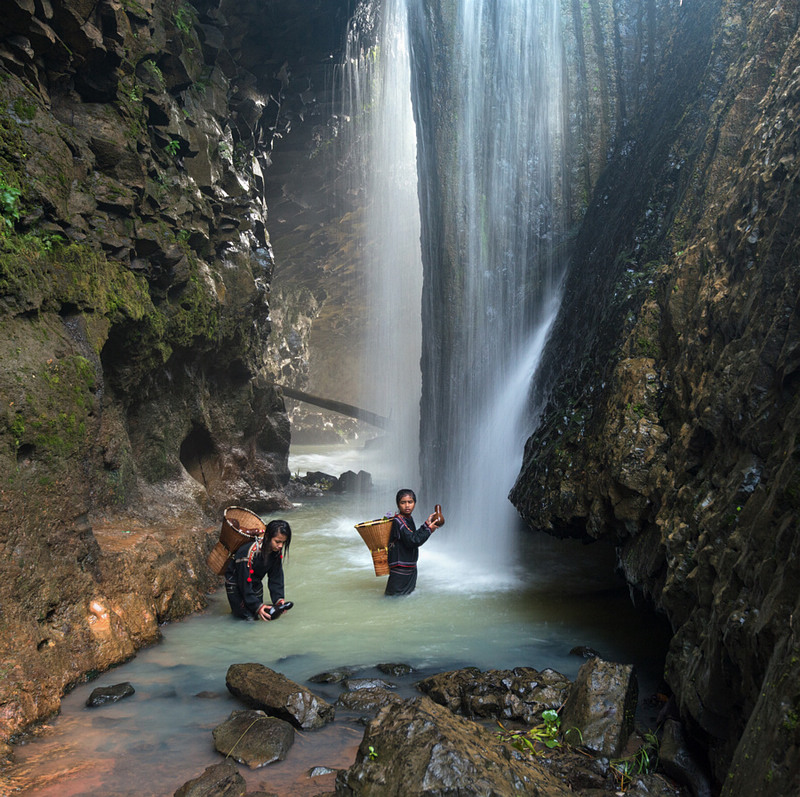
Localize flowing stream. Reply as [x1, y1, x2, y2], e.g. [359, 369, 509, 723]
[10, 445, 671, 797]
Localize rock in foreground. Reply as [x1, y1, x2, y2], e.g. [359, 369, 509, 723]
[334, 695, 572, 797]
[212, 709, 295, 768]
[226, 663, 335, 729]
[416, 665, 571, 724]
[173, 759, 246, 797]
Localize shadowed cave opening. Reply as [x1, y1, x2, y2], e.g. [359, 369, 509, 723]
[179, 423, 223, 490]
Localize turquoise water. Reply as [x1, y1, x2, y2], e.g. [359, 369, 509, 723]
[10, 446, 670, 796]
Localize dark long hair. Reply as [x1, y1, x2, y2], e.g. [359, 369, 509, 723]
[263, 518, 291, 560]
[396, 488, 416, 506]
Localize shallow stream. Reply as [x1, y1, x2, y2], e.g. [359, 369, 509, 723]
[11, 445, 670, 796]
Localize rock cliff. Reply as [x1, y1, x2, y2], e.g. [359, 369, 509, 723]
[0, 0, 350, 746]
[510, 0, 800, 794]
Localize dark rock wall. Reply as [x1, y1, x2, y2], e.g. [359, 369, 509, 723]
[0, 0, 351, 743]
[510, 0, 800, 792]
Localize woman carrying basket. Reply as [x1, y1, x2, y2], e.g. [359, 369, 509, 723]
[225, 519, 294, 621]
[385, 489, 442, 597]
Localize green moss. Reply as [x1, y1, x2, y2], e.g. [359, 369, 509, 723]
[2, 353, 98, 465]
[0, 236, 153, 325]
[12, 97, 37, 121]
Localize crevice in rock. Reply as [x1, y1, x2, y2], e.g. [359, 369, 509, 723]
[179, 422, 222, 491]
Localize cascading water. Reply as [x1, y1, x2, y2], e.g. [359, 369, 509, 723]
[339, 0, 566, 567]
[338, 0, 423, 497]
[408, 0, 568, 569]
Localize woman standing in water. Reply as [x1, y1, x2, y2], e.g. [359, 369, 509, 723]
[385, 489, 442, 596]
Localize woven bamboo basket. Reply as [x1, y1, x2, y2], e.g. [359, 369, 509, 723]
[355, 517, 393, 576]
[207, 506, 266, 575]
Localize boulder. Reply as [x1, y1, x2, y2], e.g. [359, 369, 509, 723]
[85, 681, 135, 707]
[560, 657, 638, 758]
[308, 667, 357, 684]
[416, 666, 571, 724]
[226, 663, 335, 729]
[334, 695, 572, 796]
[212, 709, 294, 768]
[335, 687, 404, 716]
[173, 759, 246, 796]
[335, 470, 373, 493]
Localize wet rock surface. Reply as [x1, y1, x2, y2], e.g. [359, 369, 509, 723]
[335, 687, 404, 717]
[416, 666, 571, 724]
[85, 681, 135, 707]
[335, 695, 574, 797]
[212, 709, 295, 769]
[561, 658, 638, 758]
[169, 658, 696, 797]
[173, 759, 246, 797]
[226, 663, 335, 730]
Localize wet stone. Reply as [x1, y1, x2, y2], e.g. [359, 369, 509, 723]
[342, 677, 396, 691]
[308, 667, 356, 684]
[173, 759, 246, 796]
[212, 709, 295, 769]
[85, 682, 135, 707]
[226, 662, 335, 730]
[376, 662, 415, 676]
[335, 687, 404, 716]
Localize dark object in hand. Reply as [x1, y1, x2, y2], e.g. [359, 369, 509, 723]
[267, 600, 294, 619]
[432, 504, 445, 527]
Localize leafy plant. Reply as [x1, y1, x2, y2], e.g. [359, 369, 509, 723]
[0, 177, 22, 234]
[143, 58, 165, 89]
[174, 3, 194, 34]
[609, 731, 659, 791]
[367, 745, 378, 760]
[496, 709, 564, 755]
[164, 139, 181, 157]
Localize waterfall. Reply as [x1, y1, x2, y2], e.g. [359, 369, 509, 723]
[410, 0, 568, 569]
[338, 0, 423, 494]
[339, 0, 567, 567]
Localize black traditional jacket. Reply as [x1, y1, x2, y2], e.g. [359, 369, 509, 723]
[385, 514, 433, 596]
[225, 539, 285, 617]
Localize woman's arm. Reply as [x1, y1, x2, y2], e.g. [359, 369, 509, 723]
[265, 553, 286, 605]
[395, 516, 433, 547]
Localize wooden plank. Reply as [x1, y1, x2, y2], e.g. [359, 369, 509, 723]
[279, 386, 391, 430]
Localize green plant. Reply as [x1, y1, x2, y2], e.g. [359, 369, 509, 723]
[610, 731, 659, 790]
[367, 745, 378, 760]
[164, 139, 181, 156]
[630, 402, 646, 418]
[10, 413, 25, 450]
[496, 709, 563, 755]
[12, 97, 37, 120]
[143, 58, 165, 89]
[0, 177, 22, 234]
[125, 81, 143, 103]
[174, 3, 194, 34]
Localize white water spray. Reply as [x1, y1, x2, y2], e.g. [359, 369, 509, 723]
[341, 0, 567, 563]
[411, 0, 568, 568]
[338, 0, 423, 497]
